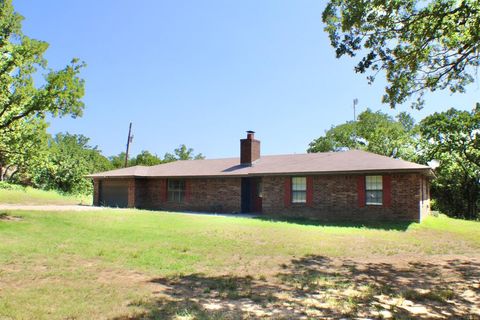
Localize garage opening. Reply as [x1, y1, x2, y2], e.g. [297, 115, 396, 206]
[99, 180, 128, 208]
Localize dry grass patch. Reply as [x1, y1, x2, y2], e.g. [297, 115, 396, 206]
[128, 255, 480, 319]
[0, 255, 151, 319]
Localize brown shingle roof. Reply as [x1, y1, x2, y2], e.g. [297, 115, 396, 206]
[88, 150, 431, 178]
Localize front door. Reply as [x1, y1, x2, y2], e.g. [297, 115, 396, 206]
[241, 177, 262, 213]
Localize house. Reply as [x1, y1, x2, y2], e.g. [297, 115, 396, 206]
[89, 131, 432, 221]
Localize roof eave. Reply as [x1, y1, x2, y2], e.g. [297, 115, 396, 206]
[86, 175, 144, 179]
[87, 167, 432, 179]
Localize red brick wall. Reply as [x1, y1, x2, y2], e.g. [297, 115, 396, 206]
[93, 179, 100, 206]
[261, 173, 426, 222]
[135, 177, 242, 213]
[240, 139, 260, 164]
[127, 179, 136, 208]
[93, 172, 428, 221]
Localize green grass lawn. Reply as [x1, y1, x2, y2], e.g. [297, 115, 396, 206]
[1, 209, 479, 319]
[0, 185, 91, 205]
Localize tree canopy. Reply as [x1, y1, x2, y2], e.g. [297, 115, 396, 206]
[0, 0, 85, 183]
[0, 116, 48, 182]
[418, 105, 480, 219]
[132, 150, 163, 166]
[308, 109, 417, 159]
[163, 144, 205, 162]
[110, 150, 163, 168]
[0, 0, 85, 134]
[322, 0, 480, 109]
[31, 133, 112, 194]
[110, 145, 205, 169]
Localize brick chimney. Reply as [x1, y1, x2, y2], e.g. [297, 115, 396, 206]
[240, 131, 260, 165]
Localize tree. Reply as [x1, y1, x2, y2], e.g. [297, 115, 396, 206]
[0, 116, 48, 182]
[109, 152, 128, 169]
[322, 0, 480, 109]
[110, 145, 204, 168]
[308, 109, 417, 159]
[132, 150, 162, 166]
[0, 0, 85, 133]
[31, 133, 112, 194]
[418, 105, 480, 219]
[163, 144, 205, 162]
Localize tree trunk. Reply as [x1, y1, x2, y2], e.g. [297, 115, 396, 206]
[0, 163, 4, 181]
[8, 168, 18, 182]
[472, 184, 479, 220]
[3, 164, 13, 182]
[466, 181, 479, 220]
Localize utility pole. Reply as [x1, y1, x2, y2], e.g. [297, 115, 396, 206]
[352, 99, 359, 149]
[124, 122, 133, 168]
[353, 98, 358, 121]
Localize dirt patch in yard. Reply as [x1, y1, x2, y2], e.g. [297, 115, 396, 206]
[2, 254, 479, 319]
[118, 254, 480, 319]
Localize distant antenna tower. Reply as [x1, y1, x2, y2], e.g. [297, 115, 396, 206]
[353, 98, 359, 121]
[124, 122, 133, 168]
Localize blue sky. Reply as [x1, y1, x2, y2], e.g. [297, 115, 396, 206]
[15, 0, 480, 159]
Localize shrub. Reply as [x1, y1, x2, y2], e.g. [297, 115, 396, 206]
[0, 181, 25, 191]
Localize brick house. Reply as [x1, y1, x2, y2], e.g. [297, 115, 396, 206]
[89, 131, 432, 222]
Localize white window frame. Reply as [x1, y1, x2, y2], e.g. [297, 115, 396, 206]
[291, 177, 307, 204]
[365, 175, 383, 205]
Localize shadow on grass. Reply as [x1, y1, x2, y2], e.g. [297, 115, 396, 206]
[113, 255, 480, 319]
[0, 211, 22, 221]
[253, 215, 413, 231]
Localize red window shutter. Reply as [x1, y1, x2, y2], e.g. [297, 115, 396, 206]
[306, 176, 314, 206]
[383, 175, 392, 207]
[185, 180, 191, 202]
[357, 176, 366, 208]
[284, 177, 291, 207]
[161, 179, 168, 202]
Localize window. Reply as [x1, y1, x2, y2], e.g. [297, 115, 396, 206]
[257, 180, 263, 198]
[291, 177, 307, 203]
[366, 176, 383, 205]
[168, 179, 185, 202]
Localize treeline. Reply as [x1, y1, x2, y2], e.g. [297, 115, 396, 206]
[308, 106, 480, 220]
[110, 145, 204, 168]
[0, 131, 203, 195]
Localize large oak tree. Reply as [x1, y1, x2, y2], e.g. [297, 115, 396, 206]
[419, 105, 480, 219]
[323, 0, 480, 109]
[0, 0, 85, 181]
[0, 0, 85, 135]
